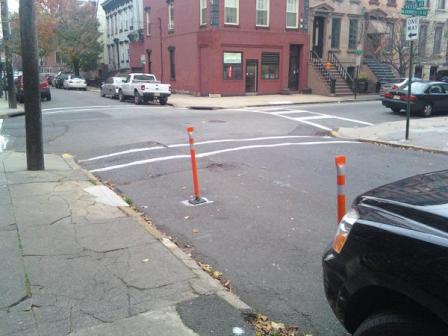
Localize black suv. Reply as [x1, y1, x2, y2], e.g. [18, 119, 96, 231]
[323, 170, 448, 335]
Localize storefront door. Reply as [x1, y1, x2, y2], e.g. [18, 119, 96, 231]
[245, 60, 258, 93]
[288, 45, 300, 91]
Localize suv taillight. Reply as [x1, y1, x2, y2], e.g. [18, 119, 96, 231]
[391, 85, 398, 90]
[384, 92, 393, 99]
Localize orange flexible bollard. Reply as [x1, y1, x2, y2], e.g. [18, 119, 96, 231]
[335, 155, 346, 224]
[187, 127, 206, 205]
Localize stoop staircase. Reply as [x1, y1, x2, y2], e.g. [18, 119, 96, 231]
[364, 56, 398, 84]
[309, 51, 354, 96]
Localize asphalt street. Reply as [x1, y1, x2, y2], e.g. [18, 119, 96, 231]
[2, 88, 448, 335]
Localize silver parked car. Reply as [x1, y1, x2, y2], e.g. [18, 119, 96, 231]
[382, 77, 422, 95]
[63, 75, 87, 90]
[101, 77, 126, 99]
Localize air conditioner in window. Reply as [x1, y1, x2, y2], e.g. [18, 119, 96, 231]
[168, 23, 175, 31]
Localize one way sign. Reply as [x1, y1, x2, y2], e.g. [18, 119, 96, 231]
[406, 16, 419, 41]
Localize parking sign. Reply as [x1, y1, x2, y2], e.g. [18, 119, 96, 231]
[406, 17, 419, 41]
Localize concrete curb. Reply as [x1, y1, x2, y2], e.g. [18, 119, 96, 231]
[171, 96, 380, 110]
[61, 153, 253, 314]
[331, 130, 448, 156]
[0, 111, 25, 119]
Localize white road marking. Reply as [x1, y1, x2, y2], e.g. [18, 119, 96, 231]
[44, 106, 151, 115]
[43, 105, 114, 111]
[80, 135, 332, 162]
[89, 140, 359, 173]
[271, 110, 310, 115]
[268, 113, 332, 131]
[238, 107, 374, 129]
[294, 116, 333, 121]
[0, 119, 7, 152]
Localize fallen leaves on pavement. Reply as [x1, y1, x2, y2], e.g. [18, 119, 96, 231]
[198, 262, 232, 291]
[245, 313, 302, 336]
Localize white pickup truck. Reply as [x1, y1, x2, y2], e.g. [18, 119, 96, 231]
[118, 73, 171, 105]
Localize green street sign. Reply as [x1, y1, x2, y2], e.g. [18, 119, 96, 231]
[403, 0, 425, 7]
[355, 49, 363, 56]
[415, 8, 429, 15]
[401, 7, 429, 15]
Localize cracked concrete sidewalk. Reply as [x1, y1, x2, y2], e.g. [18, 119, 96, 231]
[0, 151, 254, 336]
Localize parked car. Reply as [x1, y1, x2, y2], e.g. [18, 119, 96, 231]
[15, 74, 51, 103]
[323, 170, 448, 336]
[101, 77, 126, 98]
[54, 73, 74, 88]
[382, 81, 448, 117]
[63, 75, 87, 90]
[382, 77, 422, 94]
[118, 73, 171, 105]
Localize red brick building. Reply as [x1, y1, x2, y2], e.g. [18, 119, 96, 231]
[132, 0, 309, 96]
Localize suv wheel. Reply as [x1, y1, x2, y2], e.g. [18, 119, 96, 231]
[118, 90, 125, 102]
[354, 310, 444, 336]
[134, 91, 143, 105]
[159, 98, 167, 105]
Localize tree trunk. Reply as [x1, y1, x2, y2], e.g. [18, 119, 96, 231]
[73, 59, 80, 76]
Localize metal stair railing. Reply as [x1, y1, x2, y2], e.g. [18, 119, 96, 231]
[309, 50, 336, 93]
[327, 51, 354, 92]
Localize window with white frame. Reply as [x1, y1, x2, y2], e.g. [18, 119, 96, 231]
[168, 2, 174, 31]
[433, 25, 443, 55]
[200, 0, 207, 25]
[224, 0, 239, 25]
[256, 0, 269, 26]
[286, 0, 298, 28]
[348, 19, 358, 50]
[146, 9, 151, 36]
[124, 8, 128, 30]
[437, 0, 445, 9]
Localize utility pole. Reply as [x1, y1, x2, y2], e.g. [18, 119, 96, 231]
[158, 17, 163, 82]
[0, 0, 17, 108]
[20, 0, 44, 170]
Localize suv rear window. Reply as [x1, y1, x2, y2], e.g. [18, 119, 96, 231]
[133, 75, 155, 83]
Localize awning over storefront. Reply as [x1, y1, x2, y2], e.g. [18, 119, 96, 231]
[367, 20, 388, 35]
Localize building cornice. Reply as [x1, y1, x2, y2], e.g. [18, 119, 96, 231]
[102, 0, 132, 12]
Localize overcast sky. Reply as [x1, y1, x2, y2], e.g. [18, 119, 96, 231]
[8, 0, 18, 12]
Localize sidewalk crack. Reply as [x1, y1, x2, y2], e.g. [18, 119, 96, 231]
[1, 295, 30, 311]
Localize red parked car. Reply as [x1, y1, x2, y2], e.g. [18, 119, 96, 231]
[15, 74, 52, 103]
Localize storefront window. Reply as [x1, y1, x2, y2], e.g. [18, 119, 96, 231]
[261, 52, 279, 79]
[223, 52, 242, 80]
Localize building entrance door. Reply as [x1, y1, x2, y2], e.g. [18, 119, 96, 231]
[312, 17, 325, 58]
[288, 45, 300, 91]
[245, 60, 258, 93]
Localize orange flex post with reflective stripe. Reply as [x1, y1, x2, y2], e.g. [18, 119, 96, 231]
[187, 127, 202, 202]
[335, 155, 346, 224]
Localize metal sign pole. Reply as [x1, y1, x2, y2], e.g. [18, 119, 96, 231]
[405, 40, 413, 140]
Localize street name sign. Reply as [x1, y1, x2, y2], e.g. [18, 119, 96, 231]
[406, 17, 419, 41]
[401, 0, 429, 16]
